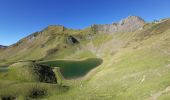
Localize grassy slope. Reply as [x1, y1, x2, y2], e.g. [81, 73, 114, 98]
[0, 20, 170, 99]
[48, 21, 170, 100]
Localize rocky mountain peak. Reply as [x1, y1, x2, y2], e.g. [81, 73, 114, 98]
[118, 16, 145, 25]
[91, 16, 145, 34]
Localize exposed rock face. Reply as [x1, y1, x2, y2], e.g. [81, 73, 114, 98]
[9, 62, 57, 83]
[66, 36, 80, 44]
[91, 16, 145, 33]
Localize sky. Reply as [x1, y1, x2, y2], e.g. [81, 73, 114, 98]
[0, 0, 170, 46]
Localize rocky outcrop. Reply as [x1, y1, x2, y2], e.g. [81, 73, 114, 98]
[9, 61, 57, 83]
[91, 16, 145, 34]
[66, 36, 80, 44]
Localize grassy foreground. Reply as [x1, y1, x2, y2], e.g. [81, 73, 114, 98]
[0, 58, 103, 99]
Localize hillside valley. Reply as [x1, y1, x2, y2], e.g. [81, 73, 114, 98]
[0, 16, 170, 100]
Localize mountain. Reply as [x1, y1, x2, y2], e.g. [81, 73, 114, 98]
[0, 45, 7, 49]
[0, 16, 170, 99]
[0, 16, 146, 65]
[91, 16, 145, 33]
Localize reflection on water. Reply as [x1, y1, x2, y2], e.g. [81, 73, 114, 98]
[39, 58, 103, 78]
[0, 67, 8, 73]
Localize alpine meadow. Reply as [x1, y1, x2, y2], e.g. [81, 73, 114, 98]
[0, 0, 170, 100]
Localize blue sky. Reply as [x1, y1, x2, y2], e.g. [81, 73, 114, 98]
[0, 0, 170, 45]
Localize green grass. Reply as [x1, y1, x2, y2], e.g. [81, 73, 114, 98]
[0, 19, 170, 100]
[92, 33, 113, 46]
[39, 58, 103, 79]
[0, 82, 67, 100]
[46, 43, 170, 100]
[46, 25, 170, 100]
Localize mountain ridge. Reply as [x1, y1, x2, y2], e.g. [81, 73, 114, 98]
[91, 16, 145, 33]
[0, 16, 169, 66]
[0, 45, 7, 49]
[4, 16, 144, 47]
[0, 15, 170, 99]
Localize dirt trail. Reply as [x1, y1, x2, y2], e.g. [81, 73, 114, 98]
[149, 86, 170, 100]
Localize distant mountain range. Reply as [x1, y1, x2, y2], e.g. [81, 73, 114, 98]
[0, 45, 7, 49]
